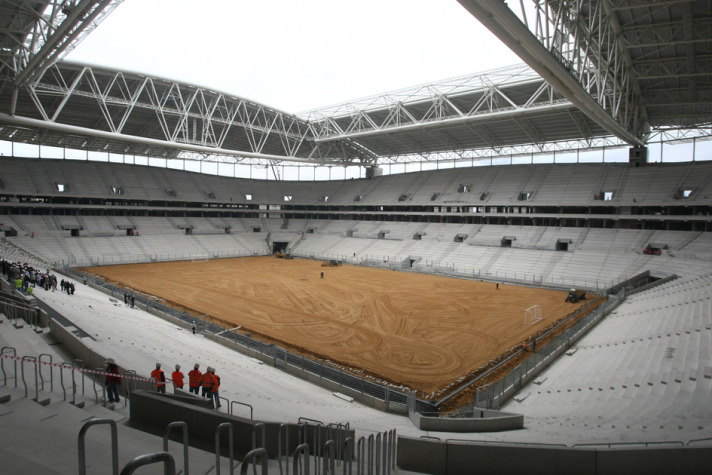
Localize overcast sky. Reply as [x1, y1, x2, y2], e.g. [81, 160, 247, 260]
[66, 0, 522, 113]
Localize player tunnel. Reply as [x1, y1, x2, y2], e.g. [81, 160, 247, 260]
[272, 241, 289, 254]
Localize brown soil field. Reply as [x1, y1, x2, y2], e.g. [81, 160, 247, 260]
[83, 256, 583, 395]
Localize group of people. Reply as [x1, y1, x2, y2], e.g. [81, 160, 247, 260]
[148, 362, 222, 409]
[123, 292, 136, 307]
[1, 258, 60, 295]
[59, 278, 76, 295]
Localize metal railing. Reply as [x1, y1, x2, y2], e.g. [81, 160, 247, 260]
[0, 346, 145, 408]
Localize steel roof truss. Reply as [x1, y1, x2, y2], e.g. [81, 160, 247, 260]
[531, 0, 647, 137]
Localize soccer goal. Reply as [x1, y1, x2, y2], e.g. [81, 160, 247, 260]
[524, 305, 543, 325]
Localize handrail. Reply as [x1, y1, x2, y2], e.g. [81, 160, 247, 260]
[1, 346, 17, 387]
[356, 437, 365, 475]
[375, 433, 381, 475]
[38, 353, 53, 391]
[388, 430, 396, 472]
[240, 448, 268, 475]
[21, 355, 37, 399]
[59, 362, 75, 403]
[230, 400, 254, 419]
[92, 369, 100, 403]
[124, 369, 137, 402]
[163, 421, 190, 475]
[322, 440, 336, 475]
[327, 422, 349, 468]
[292, 443, 310, 475]
[119, 452, 175, 475]
[215, 422, 234, 475]
[252, 422, 266, 452]
[445, 438, 568, 448]
[278, 423, 289, 475]
[74, 358, 85, 395]
[343, 437, 353, 475]
[298, 417, 324, 425]
[572, 440, 685, 448]
[78, 418, 119, 475]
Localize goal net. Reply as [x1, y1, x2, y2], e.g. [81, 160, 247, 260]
[524, 305, 542, 325]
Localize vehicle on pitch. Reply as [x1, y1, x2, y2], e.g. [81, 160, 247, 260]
[566, 288, 586, 303]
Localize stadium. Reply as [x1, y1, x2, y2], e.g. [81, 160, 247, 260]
[0, 1, 711, 473]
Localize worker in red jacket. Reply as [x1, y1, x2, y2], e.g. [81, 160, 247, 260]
[171, 364, 184, 390]
[202, 366, 213, 397]
[188, 363, 202, 395]
[151, 363, 166, 393]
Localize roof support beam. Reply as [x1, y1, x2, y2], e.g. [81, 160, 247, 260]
[0, 112, 356, 166]
[457, 0, 645, 147]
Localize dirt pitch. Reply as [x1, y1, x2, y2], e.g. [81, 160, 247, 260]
[83, 256, 582, 396]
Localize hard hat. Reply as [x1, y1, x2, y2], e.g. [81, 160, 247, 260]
[107, 358, 114, 364]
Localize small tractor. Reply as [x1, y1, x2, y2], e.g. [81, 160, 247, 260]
[321, 260, 340, 267]
[566, 288, 586, 303]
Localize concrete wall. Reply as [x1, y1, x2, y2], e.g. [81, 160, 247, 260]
[410, 410, 523, 432]
[397, 436, 712, 475]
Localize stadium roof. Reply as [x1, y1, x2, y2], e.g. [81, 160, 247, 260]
[0, 0, 710, 168]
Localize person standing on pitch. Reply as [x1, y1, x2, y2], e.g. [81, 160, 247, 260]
[202, 366, 213, 398]
[151, 363, 166, 393]
[188, 363, 202, 395]
[105, 358, 121, 403]
[172, 364, 184, 391]
[210, 367, 221, 409]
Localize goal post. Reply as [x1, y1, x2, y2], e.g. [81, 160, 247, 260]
[525, 305, 542, 325]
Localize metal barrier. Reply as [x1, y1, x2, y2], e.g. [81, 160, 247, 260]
[322, 440, 336, 475]
[59, 361, 76, 403]
[352, 430, 395, 475]
[163, 421, 190, 475]
[240, 448, 268, 475]
[78, 418, 119, 475]
[38, 353, 53, 391]
[215, 422, 235, 475]
[21, 355, 37, 399]
[292, 443, 310, 475]
[1, 346, 17, 387]
[1, 349, 148, 409]
[120, 452, 176, 475]
[278, 423, 290, 475]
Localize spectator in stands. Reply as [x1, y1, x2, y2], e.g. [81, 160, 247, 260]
[202, 366, 213, 397]
[105, 358, 121, 403]
[188, 363, 202, 395]
[151, 363, 166, 393]
[210, 367, 221, 409]
[171, 364, 184, 391]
